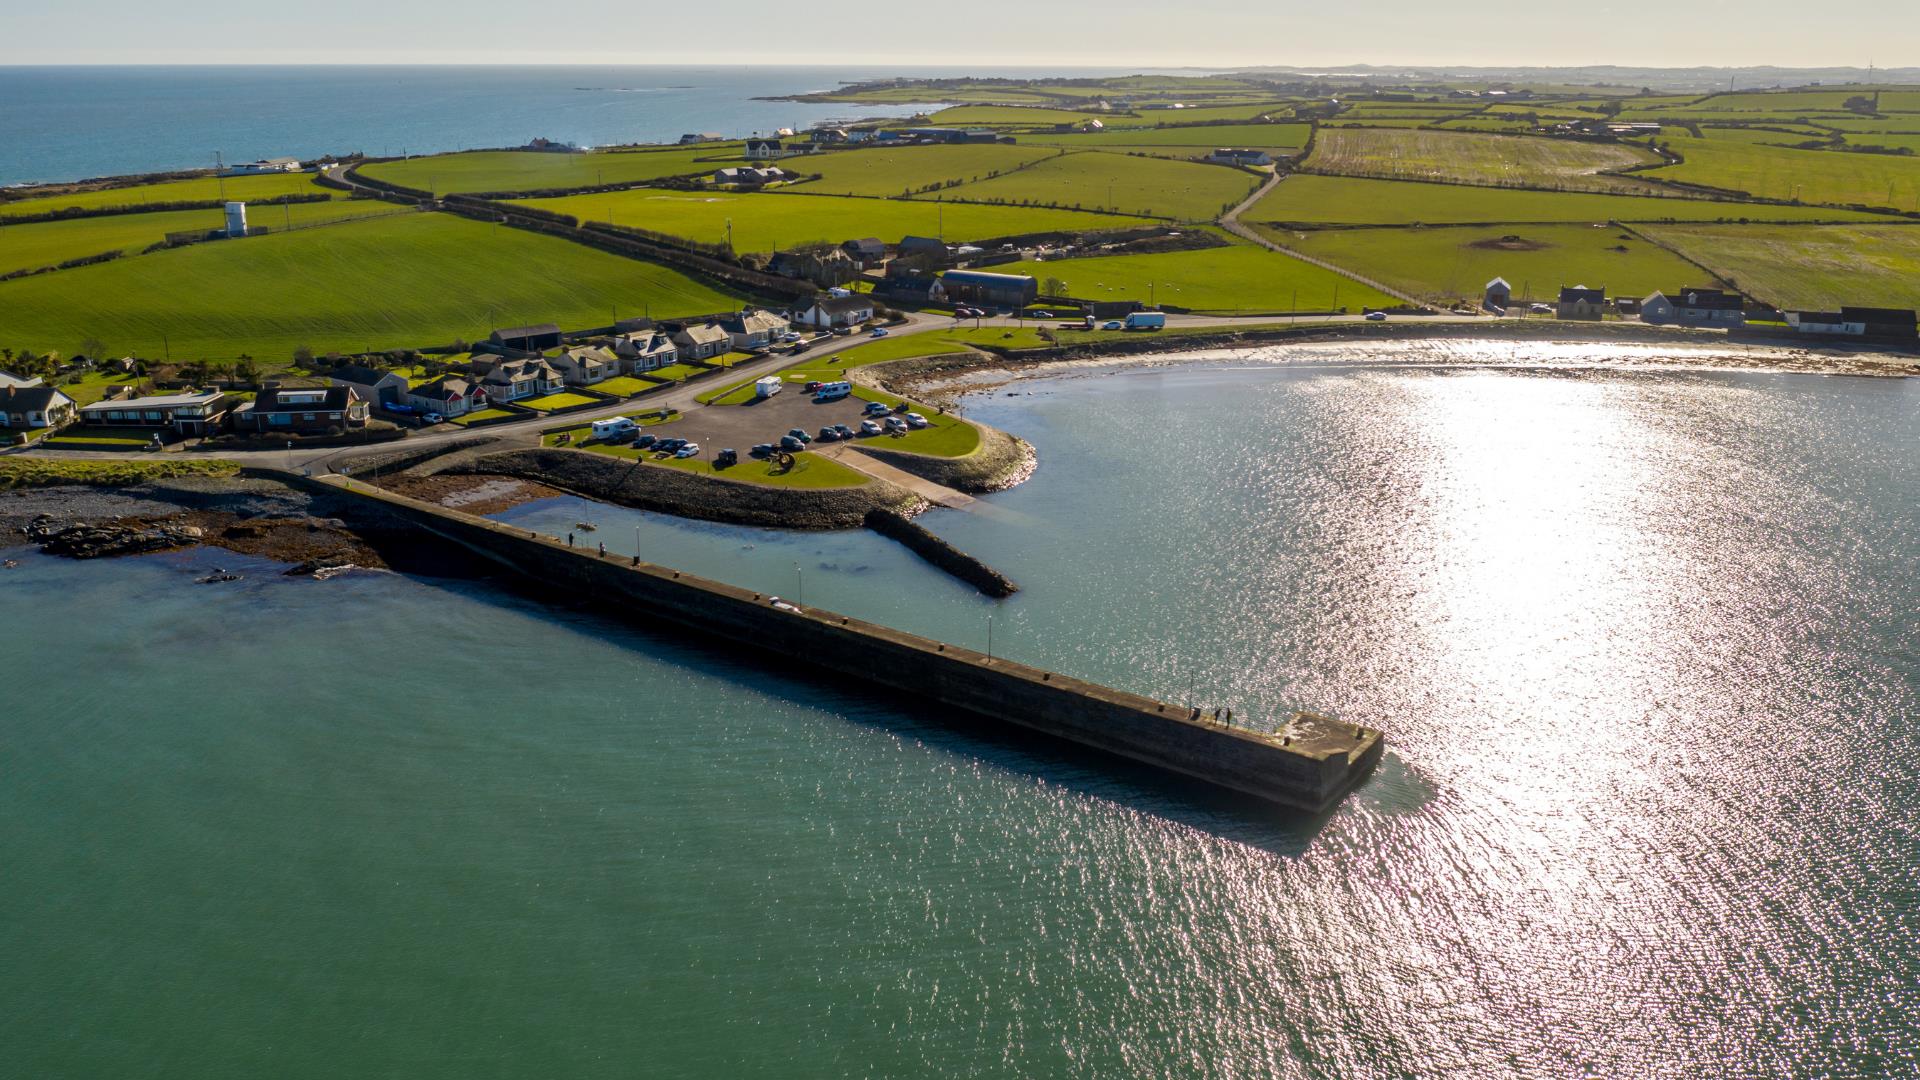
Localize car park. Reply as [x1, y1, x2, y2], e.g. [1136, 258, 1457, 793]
[858, 419, 882, 436]
[905, 412, 929, 429]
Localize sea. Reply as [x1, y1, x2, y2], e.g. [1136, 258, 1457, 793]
[5, 345, 1918, 1077]
[0, 64, 1175, 187]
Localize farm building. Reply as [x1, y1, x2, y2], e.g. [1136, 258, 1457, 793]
[938, 270, 1038, 308]
[679, 133, 726, 144]
[841, 237, 887, 269]
[1207, 148, 1274, 167]
[1, 385, 77, 433]
[236, 384, 369, 435]
[791, 295, 876, 329]
[408, 376, 486, 417]
[1641, 288, 1745, 328]
[896, 235, 952, 267]
[1484, 277, 1512, 311]
[769, 248, 858, 287]
[78, 390, 231, 437]
[876, 266, 941, 303]
[489, 323, 563, 352]
[714, 166, 791, 186]
[1786, 307, 1918, 340]
[1555, 285, 1609, 321]
[328, 364, 410, 406]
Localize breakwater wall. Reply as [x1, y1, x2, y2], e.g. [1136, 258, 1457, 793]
[864, 508, 1017, 598]
[293, 472, 1381, 812]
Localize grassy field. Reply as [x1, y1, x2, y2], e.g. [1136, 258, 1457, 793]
[0, 201, 409, 276]
[793, 144, 1055, 197]
[589, 375, 659, 397]
[514, 188, 1150, 253]
[1022, 123, 1309, 151]
[519, 391, 600, 411]
[0, 457, 239, 489]
[1635, 223, 1920, 309]
[1247, 175, 1894, 226]
[449, 408, 518, 426]
[1697, 126, 1828, 145]
[648, 450, 872, 488]
[1644, 136, 1920, 210]
[0, 211, 746, 361]
[1099, 103, 1297, 127]
[1304, 128, 1661, 192]
[993, 240, 1398, 313]
[924, 105, 1101, 127]
[918, 151, 1260, 221]
[1839, 133, 1920, 153]
[0, 173, 334, 219]
[357, 147, 731, 195]
[1270, 223, 1713, 304]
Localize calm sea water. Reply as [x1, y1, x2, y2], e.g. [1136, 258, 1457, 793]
[0, 65, 1155, 186]
[4, 352, 1919, 1077]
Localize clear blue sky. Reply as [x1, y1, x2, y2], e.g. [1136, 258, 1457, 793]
[0, 0, 1911, 68]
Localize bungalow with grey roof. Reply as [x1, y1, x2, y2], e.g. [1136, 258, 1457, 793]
[1, 384, 77, 435]
[720, 309, 789, 350]
[613, 331, 681, 372]
[669, 322, 731, 360]
[791, 295, 876, 329]
[78, 389, 231, 437]
[408, 375, 486, 417]
[328, 363, 410, 406]
[549, 345, 619, 386]
[481, 358, 564, 401]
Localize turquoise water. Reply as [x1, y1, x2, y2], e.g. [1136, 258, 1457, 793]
[5, 357, 1918, 1076]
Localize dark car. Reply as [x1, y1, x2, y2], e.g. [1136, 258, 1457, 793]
[804, 381, 823, 392]
[817, 426, 839, 442]
[715, 448, 738, 466]
[786, 428, 812, 444]
[779, 435, 806, 452]
[656, 438, 685, 453]
[750, 443, 773, 457]
[631, 433, 656, 449]
[833, 424, 854, 439]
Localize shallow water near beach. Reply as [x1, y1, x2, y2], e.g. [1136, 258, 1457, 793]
[4, 355, 1918, 1077]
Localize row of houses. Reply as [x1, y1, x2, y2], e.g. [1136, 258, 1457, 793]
[2, 383, 373, 440]
[1484, 279, 1919, 340]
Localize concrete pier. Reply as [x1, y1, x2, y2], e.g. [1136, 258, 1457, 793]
[299, 472, 1383, 812]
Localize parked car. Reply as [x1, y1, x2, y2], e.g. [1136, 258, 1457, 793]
[422, 413, 445, 425]
[863, 401, 892, 417]
[1102, 320, 1123, 330]
[1365, 311, 1387, 321]
[832, 326, 852, 336]
[655, 438, 684, 452]
[804, 381, 824, 392]
[786, 428, 812, 444]
[751, 443, 774, 457]
[905, 412, 929, 429]
[884, 416, 908, 434]
[674, 443, 701, 459]
[715, 448, 738, 466]
[832, 424, 855, 439]
[858, 419, 882, 436]
[632, 433, 657, 449]
[780, 435, 806, 451]
[1032, 310, 1053, 319]
[869, 327, 888, 337]
[817, 426, 839, 442]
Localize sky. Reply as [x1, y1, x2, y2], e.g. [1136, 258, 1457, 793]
[0, 0, 1911, 68]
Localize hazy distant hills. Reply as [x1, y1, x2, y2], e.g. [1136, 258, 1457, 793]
[1227, 65, 1920, 92]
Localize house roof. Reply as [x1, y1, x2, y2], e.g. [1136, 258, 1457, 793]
[484, 358, 560, 382]
[1839, 306, 1917, 324]
[1485, 277, 1510, 290]
[673, 323, 730, 345]
[942, 270, 1037, 289]
[79, 390, 223, 412]
[806, 295, 875, 315]
[1794, 311, 1847, 323]
[0, 370, 44, 388]
[411, 376, 479, 401]
[254, 385, 361, 413]
[844, 237, 885, 254]
[898, 235, 946, 250]
[329, 364, 400, 386]
[1662, 288, 1743, 310]
[1558, 285, 1607, 304]
[1, 385, 75, 413]
[722, 310, 788, 334]
[560, 345, 616, 365]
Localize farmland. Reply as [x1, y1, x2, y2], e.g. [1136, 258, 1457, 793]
[356, 147, 734, 195]
[0, 201, 410, 276]
[1636, 223, 1920, 309]
[793, 144, 1055, 197]
[1304, 128, 1662, 192]
[0, 212, 744, 361]
[1642, 136, 1920, 210]
[925, 105, 1101, 128]
[0, 172, 336, 219]
[516, 188, 1151, 253]
[992, 240, 1397, 313]
[1023, 123, 1310, 152]
[917, 151, 1260, 221]
[1247, 175, 1893, 226]
[1267, 223, 1711, 304]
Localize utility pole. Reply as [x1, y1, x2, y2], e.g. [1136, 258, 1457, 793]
[214, 152, 225, 202]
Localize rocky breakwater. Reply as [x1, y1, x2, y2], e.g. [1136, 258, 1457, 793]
[25, 515, 205, 559]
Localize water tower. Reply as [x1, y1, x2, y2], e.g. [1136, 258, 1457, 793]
[224, 202, 248, 238]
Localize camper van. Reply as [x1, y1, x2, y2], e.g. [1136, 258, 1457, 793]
[590, 416, 637, 441]
[812, 381, 852, 402]
[754, 376, 783, 399]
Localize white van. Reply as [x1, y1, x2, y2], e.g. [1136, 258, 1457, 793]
[590, 416, 637, 440]
[813, 381, 852, 402]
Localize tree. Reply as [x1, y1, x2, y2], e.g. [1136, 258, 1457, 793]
[234, 356, 261, 386]
[1042, 276, 1068, 298]
[78, 336, 106, 363]
[292, 344, 314, 367]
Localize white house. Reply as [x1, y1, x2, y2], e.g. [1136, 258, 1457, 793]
[226, 157, 304, 175]
[1641, 288, 1745, 328]
[791, 295, 876, 329]
[480, 358, 564, 401]
[1, 385, 77, 433]
[614, 332, 680, 372]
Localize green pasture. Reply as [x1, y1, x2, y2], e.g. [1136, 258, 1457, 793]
[1305, 128, 1661, 192]
[925, 105, 1101, 128]
[357, 147, 730, 195]
[0, 201, 407, 276]
[1838, 133, 1920, 153]
[0, 172, 334, 219]
[1697, 126, 1829, 145]
[1022, 123, 1310, 151]
[1270, 223, 1712, 305]
[1645, 136, 1920, 209]
[918, 151, 1259, 221]
[1247, 175, 1893, 226]
[514, 188, 1150, 253]
[1098, 102, 1296, 127]
[1635, 223, 1920, 309]
[794, 144, 1054, 197]
[0, 211, 746, 361]
[992, 240, 1397, 313]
